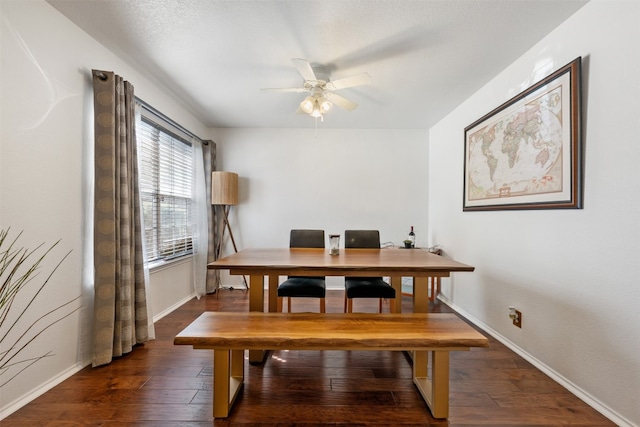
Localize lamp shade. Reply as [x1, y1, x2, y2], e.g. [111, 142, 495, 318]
[211, 171, 238, 205]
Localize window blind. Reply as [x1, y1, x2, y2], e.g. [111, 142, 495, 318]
[137, 116, 194, 262]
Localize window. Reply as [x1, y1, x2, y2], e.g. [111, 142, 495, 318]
[137, 106, 194, 263]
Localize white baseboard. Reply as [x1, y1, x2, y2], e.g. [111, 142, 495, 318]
[438, 295, 634, 427]
[152, 293, 196, 323]
[0, 360, 89, 420]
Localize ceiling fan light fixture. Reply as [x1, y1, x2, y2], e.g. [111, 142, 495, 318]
[310, 101, 323, 118]
[301, 95, 332, 119]
[320, 97, 332, 113]
[264, 58, 370, 123]
[300, 96, 315, 114]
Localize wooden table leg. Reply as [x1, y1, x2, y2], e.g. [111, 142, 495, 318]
[413, 276, 430, 313]
[390, 276, 402, 313]
[428, 277, 435, 302]
[268, 274, 278, 313]
[248, 274, 264, 312]
[248, 274, 267, 363]
[429, 276, 441, 302]
[213, 349, 244, 418]
[412, 350, 450, 419]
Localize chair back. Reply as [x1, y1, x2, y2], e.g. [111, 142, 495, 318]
[289, 230, 324, 280]
[290, 229, 325, 248]
[345, 230, 380, 249]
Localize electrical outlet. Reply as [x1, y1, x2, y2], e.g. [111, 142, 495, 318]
[513, 310, 522, 328]
[508, 306, 522, 328]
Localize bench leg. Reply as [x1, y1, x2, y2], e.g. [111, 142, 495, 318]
[213, 349, 244, 418]
[413, 350, 450, 419]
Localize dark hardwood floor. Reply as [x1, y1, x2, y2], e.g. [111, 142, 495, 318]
[3, 289, 614, 426]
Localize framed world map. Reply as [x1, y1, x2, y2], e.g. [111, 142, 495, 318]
[463, 57, 583, 211]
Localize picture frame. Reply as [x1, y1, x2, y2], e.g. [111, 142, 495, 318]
[463, 57, 583, 211]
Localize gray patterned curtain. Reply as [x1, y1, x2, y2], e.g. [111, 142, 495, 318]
[202, 140, 221, 292]
[92, 70, 149, 367]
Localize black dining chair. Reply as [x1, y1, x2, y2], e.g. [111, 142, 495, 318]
[344, 230, 396, 313]
[277, 229, 326, 313]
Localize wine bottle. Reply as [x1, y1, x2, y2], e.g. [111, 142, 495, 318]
[408, 226, 415, 248]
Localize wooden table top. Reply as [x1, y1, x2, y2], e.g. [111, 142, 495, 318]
[174, 312, 489, 351]
[207, 248, 474, 276]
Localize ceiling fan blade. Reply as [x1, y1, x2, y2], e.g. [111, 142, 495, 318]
[292, 58, 317, 82]
[326, 72, 372, 91]
[326, 93, 358, 111]
[261, 87, 308, 93]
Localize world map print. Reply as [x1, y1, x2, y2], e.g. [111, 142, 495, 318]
[466, 86, 564, 203]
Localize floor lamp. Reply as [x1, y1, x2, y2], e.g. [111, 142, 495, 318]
[211, 171, 247, 288]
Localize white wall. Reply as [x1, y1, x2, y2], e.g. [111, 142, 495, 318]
[211, 128, 429, 289]
[0, 1, 203, 415]
[428, 2, 640, 425]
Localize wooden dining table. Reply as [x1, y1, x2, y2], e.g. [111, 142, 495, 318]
[207, 247, 475, 363]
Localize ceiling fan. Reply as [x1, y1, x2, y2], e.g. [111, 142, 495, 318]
[261, 58, 372, 121]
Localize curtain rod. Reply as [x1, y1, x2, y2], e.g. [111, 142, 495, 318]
[135, 96, 208, 145]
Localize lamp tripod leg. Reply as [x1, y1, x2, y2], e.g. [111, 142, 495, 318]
[221, 206, 248, 289]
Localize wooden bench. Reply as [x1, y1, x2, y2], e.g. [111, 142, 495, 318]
[173, 312, 489, 419]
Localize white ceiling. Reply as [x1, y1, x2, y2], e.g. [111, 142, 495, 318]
[48, 0, 588, 129]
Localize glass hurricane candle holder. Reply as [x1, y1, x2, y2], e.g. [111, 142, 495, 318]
[329, 234, 340, 255]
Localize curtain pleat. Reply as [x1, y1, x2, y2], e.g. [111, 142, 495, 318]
[192, 139, 208, 298]
[92, 69, 149, 367]
[202, 140, 221, 292]
[134, 103, 156, 340]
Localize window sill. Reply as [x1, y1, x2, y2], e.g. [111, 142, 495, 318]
[148, 255, 193, 273]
